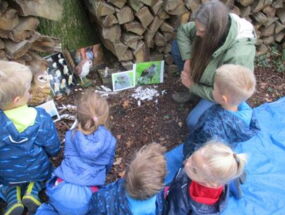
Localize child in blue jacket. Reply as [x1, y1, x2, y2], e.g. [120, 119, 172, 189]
[0, 61, 61, 215]
[88, 143, 167, 215]
[165, 140, 247, 215]
[36, 89, 117, 215]
[183, 64, 259, 158]
[165, 64, 258, 185]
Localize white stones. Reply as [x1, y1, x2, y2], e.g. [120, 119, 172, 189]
[131, 86, 160, 102]
[95, 85, 117, 97]
[58, 104, 77, 112]
[137, 100, 141, 106]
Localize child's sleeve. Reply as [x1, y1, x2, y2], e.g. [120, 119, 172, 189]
[87, 188, 110, 215]
[106, 136, 116, 173]
[38, 109, 61, 157]
[87, 192, 107, 215]
[176, 22, 196, 60]
[183, 126, 215, 158]
[106, 150, 115, 173]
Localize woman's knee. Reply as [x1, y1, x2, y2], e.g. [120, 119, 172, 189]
[186, 99, 215, 130]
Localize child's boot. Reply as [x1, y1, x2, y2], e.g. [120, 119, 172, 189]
[2, 185, 24, 215]
[22, 182, 43, 214]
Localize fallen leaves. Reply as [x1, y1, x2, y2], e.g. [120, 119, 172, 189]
[126, 140, 134, 148]
[114, 157, 122, 166]
[122, 100, 130, 109]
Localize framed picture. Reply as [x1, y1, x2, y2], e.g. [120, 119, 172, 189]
[112, 70, 135, 91]
[134, 60, 164, 85]
[37, 100, 60, 122]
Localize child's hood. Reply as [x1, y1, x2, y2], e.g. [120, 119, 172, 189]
[0, 109, 41, 147]
[65, 125, 116, 160]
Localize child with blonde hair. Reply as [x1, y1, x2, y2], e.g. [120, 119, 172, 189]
[165, 140, 247, 215]
[88, 143, 167, 215]
[184, 64, 259, 157]
[36, 89, 116, 215]
[165, 64, 258, 188]
[0, 61, 60, 215]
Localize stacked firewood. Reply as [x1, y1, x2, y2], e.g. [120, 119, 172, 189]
[233, 0, 285, 55]
[84, 0, 285, 69]
[84, 0, 193, 70]
[0, 0, 62, 66]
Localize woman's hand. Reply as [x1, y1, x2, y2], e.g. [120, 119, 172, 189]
[181, 59, 194, 88]
[183, 59, 191, 74]
[181, 70, 194, 88]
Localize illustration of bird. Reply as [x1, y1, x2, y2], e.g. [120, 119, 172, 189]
[138, 64, 157, 84]
[75, 59, 93, 87]
[115, 74, 131, 90]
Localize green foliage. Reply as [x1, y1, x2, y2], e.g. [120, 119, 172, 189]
[255, 53, 271, 68]
[255, 45, 285, 73]
[38, 0, 98, 50]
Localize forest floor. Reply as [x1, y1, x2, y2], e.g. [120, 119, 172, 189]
[53, 54, 285, 182]
[0, 54, 284, 214]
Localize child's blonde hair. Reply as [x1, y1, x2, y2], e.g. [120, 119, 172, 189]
[197, 140, 247, 185]
[215, 64, 256, 106]
[0, 60, 32, 109]
[76, 89, 109, 133]
[125, 143, 167, 200]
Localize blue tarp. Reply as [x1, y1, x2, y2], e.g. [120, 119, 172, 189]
[165, 97, 285, 215]
[223, 97, 285, 215]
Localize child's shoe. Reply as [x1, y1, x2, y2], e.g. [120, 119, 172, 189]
[3, 186, 24, 215]
[22, 182, 42, 214]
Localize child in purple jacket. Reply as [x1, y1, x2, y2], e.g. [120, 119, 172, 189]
[36, 89, 117, 215]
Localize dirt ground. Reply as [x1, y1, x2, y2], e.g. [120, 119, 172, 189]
[0, 58, 284, 213]
[53, 61, 285, 182]
[53, 70, 194, 182]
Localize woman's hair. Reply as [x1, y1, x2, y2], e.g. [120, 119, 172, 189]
[215, 64, 256, 105]
[0, 61, 32, 109]
[76, 89, 109, 133]
[125, 143, 166, 200]
[198, 140, 247, 185]
[191, 0, 229, 83]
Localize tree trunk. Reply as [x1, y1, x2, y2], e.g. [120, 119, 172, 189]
[38, 0, 99, 50]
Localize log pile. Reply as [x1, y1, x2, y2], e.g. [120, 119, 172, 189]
[233, 0, 285, 55]
[84, 0, 285, 70]
[84, 0, 191, 71]
[0, 0, 62, 66]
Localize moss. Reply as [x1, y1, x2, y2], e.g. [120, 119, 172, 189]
[38, 0, 98, 50]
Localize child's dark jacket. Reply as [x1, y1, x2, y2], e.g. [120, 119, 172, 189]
[54, 126, 116, 186]
[183, 104, 260, 158]
[0, 108, 60, 185]
[164, 169, 229, 215]
[88, 179, 165, 215]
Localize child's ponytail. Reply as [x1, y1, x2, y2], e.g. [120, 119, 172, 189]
[76, 89, 109, 134]
[233, 153, 247, 178]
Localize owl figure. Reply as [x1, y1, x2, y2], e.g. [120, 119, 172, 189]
[75, 59, 93, 87]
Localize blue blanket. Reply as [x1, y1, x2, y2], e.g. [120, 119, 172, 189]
[223, 97, 285, 215]
[165, 97, 285, 214]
